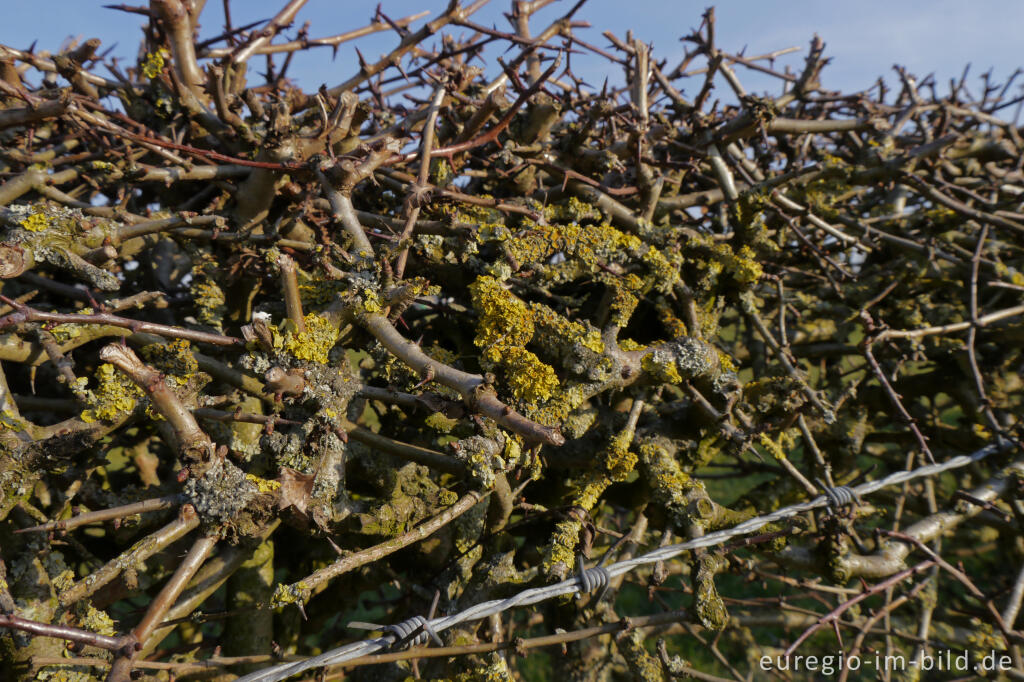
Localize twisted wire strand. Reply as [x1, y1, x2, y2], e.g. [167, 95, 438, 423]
[815, 479, 861, 508]
[576, 552, 612, 602]
[237, 442, 1008, 682]
[385, 615, 443, 648]
[576, 558, 611, 594]
[348, 616, 444, 649]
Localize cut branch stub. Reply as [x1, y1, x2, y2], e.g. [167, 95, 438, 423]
[0, 243, 29, 278]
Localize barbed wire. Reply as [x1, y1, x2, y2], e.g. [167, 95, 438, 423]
[237, 441, 1009, 682]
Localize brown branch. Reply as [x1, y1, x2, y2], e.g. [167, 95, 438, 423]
[277, 252, 306, 333]
[860, 339, 934, 463]
[0, 298, 242, 347]
[202, 11, 430, 58]
[16, 495, 179, 534]
[0, 98, 70, 130]
[321, 0, 488, 100]
[344, 418, 466, 475]
[151, 0, 206, 99]
[229, 0, 308, 64]
[396, 54, 561, 164]
[60, 505, 199, 607]
[0, 613, 135, 653]
[340, 609, 692, 669]
[394, 84, 446, 279]
[903, 173, 1024, 236]
[108, 533, 219, 681]
[99, 344, 214, 463]
[784, 560, 936, 657]
[280, 490, 487, 600]
[133, 534, 218, 645]
[874, 304, 1024, 341]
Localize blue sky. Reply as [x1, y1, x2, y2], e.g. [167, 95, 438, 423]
[3, 1, 1023, 105]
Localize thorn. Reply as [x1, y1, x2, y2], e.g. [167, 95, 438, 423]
[428, 589, 440, 619]
[413, 364, 435, 390]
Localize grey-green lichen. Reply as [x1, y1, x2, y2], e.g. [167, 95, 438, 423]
[189, 258, 227, 331]
[615, 627, 666, 682]
[182, 458, 260, 530]
[637, 437, 749, 533]
[693, 552, 728, 631]
[640, 337, 720, 385]
[449, 434, 509, 488]
[541, 471, 610, 579]
[1, 203, 121, 290]
[454, 654, 517, 682]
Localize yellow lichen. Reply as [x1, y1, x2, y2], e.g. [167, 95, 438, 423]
[361, 288, 382, 313]
[245, 473, 281, 493]
[728, 245, 764, 285]
[490, 203, 680, 294]
[530, 302, 605, 354]
[758, 430, 796, 461]
[190, 260, 227, 330]
[716, 349, 737, 373]
[498, 347, 560, 403]
[502, 433, 523, 467]
[48, 323, 82, 344]
[618, 338, 647, 351]
[454, 656, 515, 682]
[51, 568, 75, 592]
[541, 471, 611, 575]
[603, 429, 638, 481]
[471, 275, 534, 350]
[19, 212, 49, 232]
[641, 351, 684, 384]
[297, 267, 346, 305]
[609, 283, 640, 328]
[78, 604, 116, 637]
[0, 410, 26, 432]
[543, 196, 603, 224]
[283, 314, 340, 364]
[469, 275, 560, 403]
[686, 237, 765, 290]
[656, 304, 689, 338]
[141, 49, 166, 79]
[271, 580, 310, 607]
[424, 411, 458, 432]
[80, 363, 144, 423]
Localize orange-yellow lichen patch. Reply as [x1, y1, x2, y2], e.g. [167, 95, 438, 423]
[283, 314, 340, 364]
[80, 363, 144, 423]
[469, 275, 560, 403]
